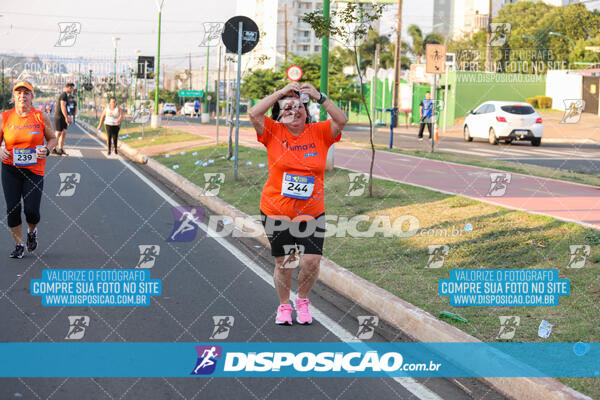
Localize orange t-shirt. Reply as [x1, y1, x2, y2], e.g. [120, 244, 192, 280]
[2, 108, 46, 176]
[258, 116, 341, 220]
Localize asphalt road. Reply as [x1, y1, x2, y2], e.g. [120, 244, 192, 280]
[0, 123, 505, 400]
[167, 116, 600, 175]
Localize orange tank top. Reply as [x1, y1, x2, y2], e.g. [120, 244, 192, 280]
[2, 108, 46, 176]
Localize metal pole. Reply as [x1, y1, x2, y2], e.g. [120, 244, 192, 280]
[78, 62, 81, 113]
[321, 0, 332, 170]
[189, 52, 192, 90]
[216, 45, 222, 144]
[486, 0, 492, 72]
[204, 44, 210, 117]
[154, 9, 162, 116]
[431, 74, 437, 153]
[113, 45, 117, 98]
[1, 59, 4, 109]
[234, 21, 243, 181]
[372, 43, 379, 126]
[284, 2, 288, 64]
[392, 0, 403, 127]
[442, 65, 449, 135]
[319, 0, 330, 122]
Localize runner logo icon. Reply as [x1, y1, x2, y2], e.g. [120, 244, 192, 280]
[200, 22, 225, 47]
[497, 316, 520, 340]
[65, 315, 90, 340]
[136, 245, 160, 269]
[57, 173, 81, 197]
[346, 173, 369, 197]
[209, 316, 234, 340]
[566, 245, 590, 269]
[561, 99, 585, 124]
[203, 173, 224, 196]
[55, 22, 81, 47]
[486, 173, 511, 197]
[356, 316, 379, 339]
[168, 206, 204, 242]
[191, 345, 222, 375]
[281, 244, 305, 269]
[425, 245, 449, 269]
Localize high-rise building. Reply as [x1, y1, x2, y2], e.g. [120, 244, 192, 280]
[236, 0, 327, 71]
[236, 0, 396, 71]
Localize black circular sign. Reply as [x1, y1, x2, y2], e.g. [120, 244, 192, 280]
[221, 16, 260, 54]
[83, 83, 93, 91]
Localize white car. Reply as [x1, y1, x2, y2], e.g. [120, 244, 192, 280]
[463, 101, 542, 146]
[181, 102, 196, 117]
[162, 103, 176, 115]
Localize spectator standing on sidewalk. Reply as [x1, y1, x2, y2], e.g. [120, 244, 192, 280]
[418, 91, 433, 141]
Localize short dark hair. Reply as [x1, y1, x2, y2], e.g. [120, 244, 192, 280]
[271, 97, 310, 124]
[66, 83, 75, 88]
[425, 91, 430, 94]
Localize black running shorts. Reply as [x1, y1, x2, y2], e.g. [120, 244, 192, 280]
[54, 115, 68, 131]
[260, 211, 326, 257]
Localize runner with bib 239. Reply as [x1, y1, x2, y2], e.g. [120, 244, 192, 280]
[249, 82, 347, 326]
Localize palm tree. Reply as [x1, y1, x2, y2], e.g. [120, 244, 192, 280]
[408, 25, 445, 64]
[408, 25, 424, 63]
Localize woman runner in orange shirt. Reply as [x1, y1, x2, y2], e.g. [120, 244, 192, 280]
[0, 81, 57, 258]
[249, 82, 347, 326]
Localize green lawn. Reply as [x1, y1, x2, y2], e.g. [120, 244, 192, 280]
[157, 144, 599, 398]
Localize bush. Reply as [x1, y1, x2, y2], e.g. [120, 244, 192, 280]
[526, 97, 538, 108]
[536, 95, 552, 109]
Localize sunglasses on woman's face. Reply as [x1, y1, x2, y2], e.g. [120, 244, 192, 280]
[277, 99, 304, 122]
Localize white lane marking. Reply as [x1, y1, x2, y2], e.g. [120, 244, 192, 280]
[62, 149, 83, 158]
[438, 148, 497, 157]
[78, 122, 443, 400]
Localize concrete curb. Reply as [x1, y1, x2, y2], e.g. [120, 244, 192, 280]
[142, 156, 589, 400]
[77, 120, 148, 164]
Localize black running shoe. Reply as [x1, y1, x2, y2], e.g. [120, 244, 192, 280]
[10, 244, 24, 259]
[27, 229, 38, 252]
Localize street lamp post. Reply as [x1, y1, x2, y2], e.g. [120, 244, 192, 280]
[134, 49, 141, 113]
[152, 0, 165, 128]
[202, 45, 210, 123]
[549, 31, 575, 48]
[112, 37, 120, 99]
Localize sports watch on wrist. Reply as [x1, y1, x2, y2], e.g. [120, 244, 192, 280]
[44, 147, 50, 156]
[317, 92, 328, 105]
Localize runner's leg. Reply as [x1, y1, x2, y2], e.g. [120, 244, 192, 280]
[297, 254, 321, 298]
[2, 164, 24, 244]
[274, 257, 294, 304]
[22, 170, 43, 232]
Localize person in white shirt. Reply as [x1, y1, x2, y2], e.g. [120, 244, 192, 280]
[96, 97, 123, 155]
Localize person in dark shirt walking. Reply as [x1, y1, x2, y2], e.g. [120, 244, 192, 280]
[418, 91, 433, 141]
[53, 83, 75, 155]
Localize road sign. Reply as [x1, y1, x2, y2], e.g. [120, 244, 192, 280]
[137, 56, 155, 79]
[178, 90, 204, 98]
[426, 44, 446, 74]
[287, 65, 303, 81]
[221, 16, 260, 54]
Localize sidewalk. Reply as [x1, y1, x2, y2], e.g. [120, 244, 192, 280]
[156, 121, 600, 230]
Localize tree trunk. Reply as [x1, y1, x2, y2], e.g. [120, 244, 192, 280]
[353, 46, 375, 198]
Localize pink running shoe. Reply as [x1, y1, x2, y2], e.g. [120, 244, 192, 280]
[294, 296, 313, 325]
[276, 304, 293, 325]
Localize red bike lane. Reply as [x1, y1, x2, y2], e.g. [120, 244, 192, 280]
[335, 148, 600, 230]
